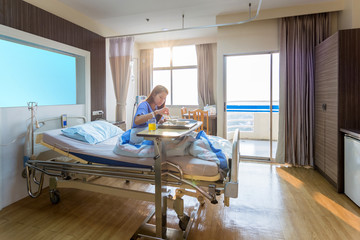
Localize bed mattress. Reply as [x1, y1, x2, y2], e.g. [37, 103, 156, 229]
[41, 129, 219, 177]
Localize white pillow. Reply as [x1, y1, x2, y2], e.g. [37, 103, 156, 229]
[61, 120, 124, 144]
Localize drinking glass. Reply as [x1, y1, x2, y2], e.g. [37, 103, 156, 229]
[148, 118, 156, 131]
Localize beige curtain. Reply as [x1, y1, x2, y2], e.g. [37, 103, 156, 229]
[276, 13, 330, 165]
[109, 36, 134, 121]
[139, 49, 153, 96]
[196, 43, 215, 107]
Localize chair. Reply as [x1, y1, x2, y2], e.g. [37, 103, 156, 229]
[180, 107, 187, 119]
[188, 109, 209, 134]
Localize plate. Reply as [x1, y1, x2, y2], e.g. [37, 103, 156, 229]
[158, 119, 197, 129]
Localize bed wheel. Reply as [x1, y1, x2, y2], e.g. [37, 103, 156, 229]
[178, 214, 190, 231]
[197, 196, 205, 206]
[63, 175, 71, 180]
[21, 168, 32, 178]
[50, 190, 60, 204]
[21, 169, 27, 178]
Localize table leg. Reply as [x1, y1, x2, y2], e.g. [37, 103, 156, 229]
[154, 138, 167, 238]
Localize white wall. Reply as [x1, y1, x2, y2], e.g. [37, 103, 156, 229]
[355, 1, 360, 28]
[0, 105, 87, 209]
[338, 0, 360, 29]
[216, 19, 279, 138]
[137, 37, 217, 50]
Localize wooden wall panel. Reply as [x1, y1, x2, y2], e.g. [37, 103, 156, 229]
[323, 35, 339, 185]
[339, 29, 360, 130]
[315, 39, 329, 174]
[314, 33, 339, 188]
[0, 0, 106, 120]
[337, 28, 360, 192]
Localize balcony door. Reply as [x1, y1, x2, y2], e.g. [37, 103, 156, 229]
[225, 53, 279, 160]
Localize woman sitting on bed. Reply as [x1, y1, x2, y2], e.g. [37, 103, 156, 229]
[115, 84, 230, 173]
[130, 85, 170, 144]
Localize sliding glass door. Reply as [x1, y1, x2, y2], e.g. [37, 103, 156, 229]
[225, 52, 279, 160]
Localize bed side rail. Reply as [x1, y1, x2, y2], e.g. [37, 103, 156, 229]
[25, 116, 87, 162]
[230, 128, 239, 183]
[224, 129, 239, 205]
[35, 116, 87, 132]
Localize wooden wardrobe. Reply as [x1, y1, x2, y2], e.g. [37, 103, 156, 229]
[314, 29, 360, 192]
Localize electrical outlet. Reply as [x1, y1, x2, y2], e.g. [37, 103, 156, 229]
[92, 110, 104, 116]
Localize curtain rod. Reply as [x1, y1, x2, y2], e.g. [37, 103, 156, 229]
[107, 0, 262, 39]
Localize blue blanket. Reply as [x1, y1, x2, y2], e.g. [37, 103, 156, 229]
[113, 129, 229, 171]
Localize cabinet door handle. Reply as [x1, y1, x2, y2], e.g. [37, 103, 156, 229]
[322, 103, 327, 111]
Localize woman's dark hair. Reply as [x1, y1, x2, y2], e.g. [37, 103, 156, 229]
[145, 85, 168, 122]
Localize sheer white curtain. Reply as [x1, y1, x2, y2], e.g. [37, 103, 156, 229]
[109, 36, 134, 121]
[196, 43, 216, 107]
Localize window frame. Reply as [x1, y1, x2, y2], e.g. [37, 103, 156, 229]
[153, 45, 198, 106]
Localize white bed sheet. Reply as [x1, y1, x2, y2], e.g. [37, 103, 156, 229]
[41, 129, 219, 177]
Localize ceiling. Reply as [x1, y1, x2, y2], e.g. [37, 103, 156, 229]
[28, 0, 337, 42]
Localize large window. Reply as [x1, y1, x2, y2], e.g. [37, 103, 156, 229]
[226, 52, 279, 159]
[153, 45, 198, 105]
[0, 38, 77, 107]
[226, 53, 279, 133]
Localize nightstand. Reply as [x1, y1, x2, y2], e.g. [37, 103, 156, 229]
[110, 120, 126, 130]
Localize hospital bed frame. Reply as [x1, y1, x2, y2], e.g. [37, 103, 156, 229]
[23, 117, 239, 240]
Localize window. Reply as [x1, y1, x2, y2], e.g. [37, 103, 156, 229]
[153, 45, 198, 105]
[226, 53, 279, 133]
[0, 38, 78, 107]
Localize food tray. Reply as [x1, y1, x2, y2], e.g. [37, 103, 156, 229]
[158, 119, 198, 129]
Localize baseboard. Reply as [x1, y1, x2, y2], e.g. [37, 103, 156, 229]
[314, 165, 340, 192]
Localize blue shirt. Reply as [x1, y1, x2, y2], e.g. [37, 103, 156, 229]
[132, 101, 158, 128]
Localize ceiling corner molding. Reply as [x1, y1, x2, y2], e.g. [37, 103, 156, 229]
[23, 0, 116, 37]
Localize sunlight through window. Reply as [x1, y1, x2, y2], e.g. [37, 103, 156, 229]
[153, 47, 170, 68]
[153, 45, 198, 105]
[276, 168, 304, 189]
[313, 192, 360, 232]
[172, 45, 197, 67]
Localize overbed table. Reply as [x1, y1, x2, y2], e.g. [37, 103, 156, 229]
[136, 121, 202, 239]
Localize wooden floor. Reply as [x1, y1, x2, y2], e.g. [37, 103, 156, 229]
[1, 162, 359, 240]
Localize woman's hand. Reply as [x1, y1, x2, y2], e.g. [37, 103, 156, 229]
[155, 107, 169, 116]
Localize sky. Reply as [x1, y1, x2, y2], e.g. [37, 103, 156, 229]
[0, 38, 76, 107]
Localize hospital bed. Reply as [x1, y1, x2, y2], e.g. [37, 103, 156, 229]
[23, 116, 240, 240]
